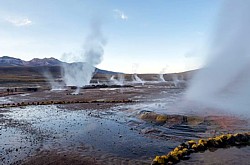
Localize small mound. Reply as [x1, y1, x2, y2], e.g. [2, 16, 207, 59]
[138, 111, 204, 126]
[152, 132, 250, 165]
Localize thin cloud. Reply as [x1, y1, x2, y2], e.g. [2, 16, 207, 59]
[5, 17, 32, 26]
[113, 9, 128, 21]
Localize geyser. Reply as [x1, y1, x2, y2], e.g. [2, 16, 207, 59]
[159, 66, 168, 82]
[159, 74, 165, 82]
[187, 0, 250, 116]
[62, 20, 106, 91]
[132, 74, 144, 85]
[43, 72, 64, 91]
[110, 74, 125, 85]
[172, 74, 185, 88]
[130, 64, 144, 85]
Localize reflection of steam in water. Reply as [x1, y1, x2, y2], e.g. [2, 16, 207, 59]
[0, 127, 40, 165]
[0, 97, 12, 104]
[1, 85, 249, 164]
[3, 105, 173, 160]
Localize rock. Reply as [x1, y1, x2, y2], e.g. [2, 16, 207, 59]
[139, 111, 157, 121]
[156, 115, 168, 123]
[186, 116, 204, 126]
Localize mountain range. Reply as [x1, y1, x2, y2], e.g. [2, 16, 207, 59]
[0, 56, 63, 67]
[0, 56, 118, 74]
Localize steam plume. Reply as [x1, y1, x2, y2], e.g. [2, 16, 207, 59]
[159, 66, 168, 82]
[110, 74, 125, 85]
[187, 0, 250, 116]
[132, 74, 144, 85]
[62, 20, 106, 91]
[43, 71, 64, 91]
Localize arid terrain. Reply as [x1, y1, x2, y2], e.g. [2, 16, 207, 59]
[0, 66, 249, 165]
[2, 0, 250, 164]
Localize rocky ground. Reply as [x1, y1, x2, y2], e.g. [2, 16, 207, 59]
[0, 83, 249, 165]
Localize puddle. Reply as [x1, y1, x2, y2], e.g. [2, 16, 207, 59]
[1, 105, 179, 164]
[0, 97, 13, 104]
[0, 126, 41, 165]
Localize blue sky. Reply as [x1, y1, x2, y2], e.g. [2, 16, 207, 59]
[0, 0, 222, 73]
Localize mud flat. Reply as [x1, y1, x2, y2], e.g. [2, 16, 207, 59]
[0, 84, 249, 165]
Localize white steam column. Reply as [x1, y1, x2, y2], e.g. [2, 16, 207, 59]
[62, 20, 106, 93]
[187, 0, 250, 116]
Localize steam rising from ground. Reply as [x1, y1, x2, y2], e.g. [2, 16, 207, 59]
[172, 74, 184, 88]
[62, 20, 106, 91]
[132, 74, 144, 85]
[158, 66, 168, 82]
[131, 63, 144, 85]
[110, 74, 125, 85]
[43, 72, 64, 91]
[159, 74, 165, 82]
[187, 0, 250, 116]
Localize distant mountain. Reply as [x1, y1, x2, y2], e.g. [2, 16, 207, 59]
[95, 68, 120, 75]
[0, 56, 27, 66]
[28, 57, 62, 66]
[0, 56, 63, 67]
[0, 56, 119, 74]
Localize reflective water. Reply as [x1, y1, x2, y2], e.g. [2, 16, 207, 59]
[0, 87, 249, 164]
[0, 105, 179, 164]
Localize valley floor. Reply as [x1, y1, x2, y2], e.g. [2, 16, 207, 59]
[0, 83, 249, 165]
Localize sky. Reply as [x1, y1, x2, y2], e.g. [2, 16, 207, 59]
[0, 0, 222, 73]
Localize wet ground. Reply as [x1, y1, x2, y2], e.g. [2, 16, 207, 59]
[0, 83, 249, 165]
